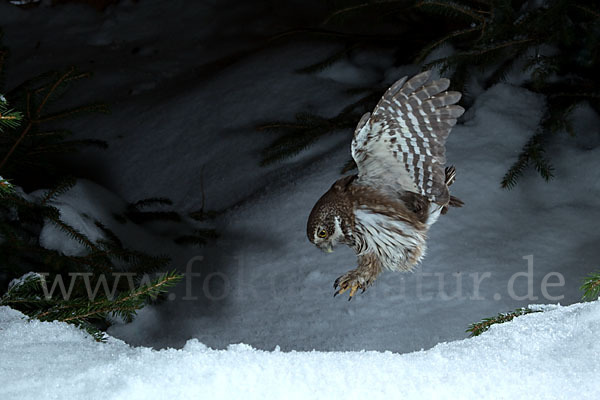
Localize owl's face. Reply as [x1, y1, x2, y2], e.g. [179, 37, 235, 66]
[307, 200, 346, 253]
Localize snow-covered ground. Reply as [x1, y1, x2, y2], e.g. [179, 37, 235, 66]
[1, 1, 600, 396]
[2, 302, 599, 399]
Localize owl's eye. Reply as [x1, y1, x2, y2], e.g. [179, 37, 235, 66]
[317, 229, 328, 238]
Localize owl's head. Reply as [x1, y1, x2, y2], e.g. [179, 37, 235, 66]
[306, 183, 350, 253]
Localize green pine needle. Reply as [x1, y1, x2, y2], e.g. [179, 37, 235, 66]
[41, 176, 77, 205]
[467, 307, 542, 337]
[501, 131, 554, 189]
[1, 271, 182, 342]
[581, 271, 600, 301]
[0, 175, 14, 195]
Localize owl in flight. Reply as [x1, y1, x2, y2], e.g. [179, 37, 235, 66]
[307, 70, 464, 299]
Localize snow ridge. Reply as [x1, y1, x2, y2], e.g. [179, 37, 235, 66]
[1, 302, 598, 400]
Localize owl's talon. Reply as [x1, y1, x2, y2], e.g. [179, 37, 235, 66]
[333, 271, 367, 299]
[348, 285, 359, 299]
[335, 285, 350, 297]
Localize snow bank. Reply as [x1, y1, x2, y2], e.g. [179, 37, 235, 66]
[1, 302, 598, 400]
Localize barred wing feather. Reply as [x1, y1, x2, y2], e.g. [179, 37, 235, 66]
[351, 70, 464, 204]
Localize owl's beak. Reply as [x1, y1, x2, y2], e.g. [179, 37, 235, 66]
[320, 244, 334, 253]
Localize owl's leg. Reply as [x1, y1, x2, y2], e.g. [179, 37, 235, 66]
[333, 253, 382, 300]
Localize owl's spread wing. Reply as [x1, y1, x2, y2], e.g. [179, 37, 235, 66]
[351, 70, 464, 205]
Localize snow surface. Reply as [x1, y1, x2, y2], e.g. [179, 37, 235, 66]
[1, 0, 599, 360]
[1, 302, 599, 400]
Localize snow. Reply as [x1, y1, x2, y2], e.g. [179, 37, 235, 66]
[1, 301, 599, 399]
[7, 271, 42, 291]
[1, 0, 599, 395]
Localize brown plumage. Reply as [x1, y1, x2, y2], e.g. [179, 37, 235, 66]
[306, 71, 464, 299]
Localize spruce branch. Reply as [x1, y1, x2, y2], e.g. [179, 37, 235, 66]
[415, 26, 480, 64]
[501, 132, 553, 189]
[322, 0, 405, 25]
[60, 272, 181, 323]
[40, 176, 77, 205]
[416, 0, 486, 22]
[36, 102, 109, 123]
[2, 271, 182, 341]
[297, 43, 361, 74]
[35, 67, 73, 116]
[0, 67, 108, 176]
[46, 211, 102, 253]
[0, 175, 14, 194]
[467, 307, 542, 337]
[581, 271, 600, 301]
[0, 95, 22, 131]
[0, 97, 31, 170]
[269, 27, 415, 50]
[93, 220, 123, 249]
[572, 4, 600, 19]
[258, 110, 361, 166]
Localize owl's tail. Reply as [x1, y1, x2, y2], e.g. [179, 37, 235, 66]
[445, 166, 457, 187]
[441, 166, 463, 214]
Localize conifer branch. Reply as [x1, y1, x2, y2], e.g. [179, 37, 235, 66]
[2, 271, 182, 341]
[322, 0, 404, 25]
[0, 110, 32, 170]
[581, 271, 600, 301]
[416, 0, 486, 22]
[60, 273, 180, 323]
[416, 26, 480, 63]
[467, 307, 541, 337]
[36, 102, 109, 123]
[40, 177, 77, 205]
[573, 4, 600, 19]
[270, 28, 405, 44]
[297, 43, 361, 74]
[462, 38, 535, 58]
[0, 67, 107, 175]
[501, 132, 553, 189]
[47, 213, 102, 253]
[0, 95, 22, 131]
[0, 176, 14, 194]
[36, 67, 73, 115]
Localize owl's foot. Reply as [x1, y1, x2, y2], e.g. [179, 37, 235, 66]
[333, 269, 373, 301]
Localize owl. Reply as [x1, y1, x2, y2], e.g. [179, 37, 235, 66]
[307, 70, 464, 299]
